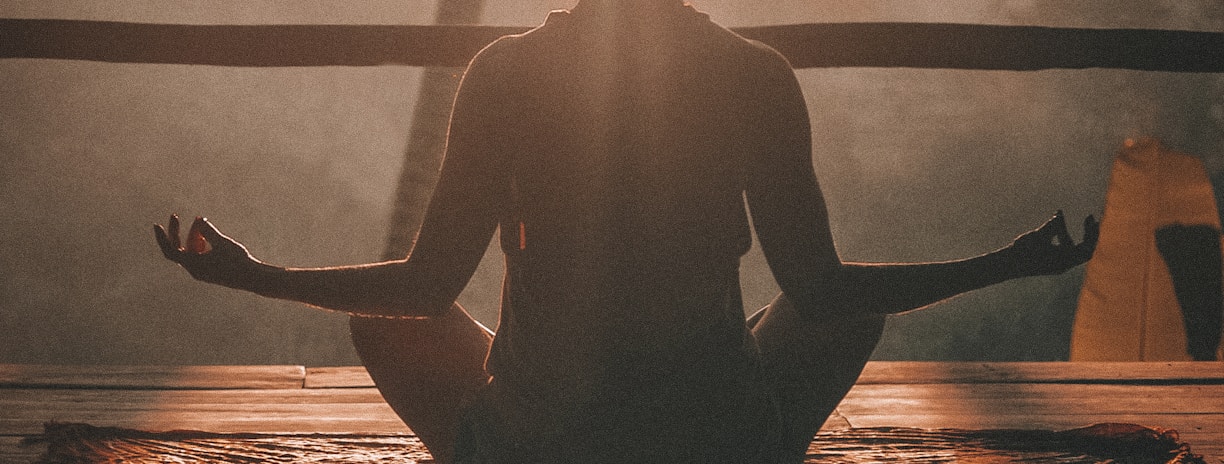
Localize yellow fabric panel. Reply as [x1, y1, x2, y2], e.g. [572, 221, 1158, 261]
[1071, 139, 1221, 361]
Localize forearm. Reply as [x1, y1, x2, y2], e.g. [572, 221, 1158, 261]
[820, 248, 1021, 317]
[243, 260, 453, 318]
[770, 212, 1094, 320]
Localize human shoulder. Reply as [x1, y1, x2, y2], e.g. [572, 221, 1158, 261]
[468, 9, 568, 62]
[686, 11, 793, 77]
[464, 33, 520, 73]
[740, 36, 796, 77]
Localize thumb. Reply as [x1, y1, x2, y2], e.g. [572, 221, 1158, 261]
[1077, 215, 1100, 261]
[194, 217, 246, 255]
[193, 217, 226, 242]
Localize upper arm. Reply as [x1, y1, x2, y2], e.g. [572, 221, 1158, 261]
[742, 45, 841, 306]
[394, 42, 515, 310]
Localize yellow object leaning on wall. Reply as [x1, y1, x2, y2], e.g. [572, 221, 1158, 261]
[1071, 138, 1224, 361]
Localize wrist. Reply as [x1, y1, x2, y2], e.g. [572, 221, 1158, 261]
[982, 245, 1025, 282]
[239, 261, 281, 297]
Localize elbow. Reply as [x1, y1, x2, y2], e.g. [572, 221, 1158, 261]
[377, 292, 452, 319]
[781, 264, 860, 319]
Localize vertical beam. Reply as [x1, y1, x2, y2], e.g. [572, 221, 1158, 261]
[381, 0, 486, 260]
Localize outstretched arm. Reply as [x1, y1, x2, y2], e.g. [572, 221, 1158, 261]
[154, 43, 508, 318]
[745, 47, 1097, 319]
[747, 160, 1097, 319]
[154, 211, 494, 318]
[827, 212, 1096, 316]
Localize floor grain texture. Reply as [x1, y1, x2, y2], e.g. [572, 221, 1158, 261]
[2, 362, 1220, 463]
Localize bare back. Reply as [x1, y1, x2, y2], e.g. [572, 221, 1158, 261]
[414, 4, 817, 458]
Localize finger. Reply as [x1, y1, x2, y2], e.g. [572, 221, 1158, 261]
[153, 224, 180, 261]
[168, 214, 182, 250]
[197, 217, 221, 239]
[1078, 215, 1101, 260]
[1083, 215, 1099, 241]
[1053, 210, 1074, 247]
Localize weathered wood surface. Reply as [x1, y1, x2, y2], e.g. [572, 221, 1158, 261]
[303, 361, 1224, 387]
[856, 361, 1224, 384]
[305, 366, 376, 389]
[2, 362, 1221, 462]
[3, 19, 1223, 72]
[0, 364, 305, 389]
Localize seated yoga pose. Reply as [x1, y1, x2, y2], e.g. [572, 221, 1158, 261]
[155, 1, 1097, 462]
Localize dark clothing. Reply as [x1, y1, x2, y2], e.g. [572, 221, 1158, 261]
[411, 5, 830, 461]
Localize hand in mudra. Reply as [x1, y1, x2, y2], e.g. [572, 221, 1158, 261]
[154, 215, 261, 289]
[1006, 210, 1099, 277]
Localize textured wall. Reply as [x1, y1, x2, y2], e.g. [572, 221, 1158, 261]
[1, 1, 1221, 365]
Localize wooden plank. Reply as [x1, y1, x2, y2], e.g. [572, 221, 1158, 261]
[807, 428, 1224, 464]
[3, 417, 410, 436]
[305, 366, 375, 389]
[1, 387, 388, 405]
[820, 409, 852, 431]
[0, 418, 405, 436]
[0, 401, 402, 420]
[837, 383, 1224, 418]
[7, 426, 1219, 464]
[856, 361, 1224, 384]
[1, 402, 410, 435]
[840, 413, 1224, 434]
[302, 362, 1224, 388]
[843, 383, 1224, 400]
[0, 387, 402, 435]
[6, 432, 1219, 464]
[0, 406, 411, 435]
[8, 388, 1216, 438]
[838, 400, 1224, 420]
[0, 388, 858, 435]
[2, 19, 1223, 72]
[2, 401, 400, 419]
[12, 361, 1213, 389]
[4, 434, 432, 464]
[838, 415, 1224, 461]
[0, 364, 305, 389]
[838, 392, 1224, 416]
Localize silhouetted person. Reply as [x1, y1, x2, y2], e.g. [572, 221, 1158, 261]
[156, 1, 1098, 462]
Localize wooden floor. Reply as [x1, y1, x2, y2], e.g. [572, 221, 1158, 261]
[1, 362, 1221, 463]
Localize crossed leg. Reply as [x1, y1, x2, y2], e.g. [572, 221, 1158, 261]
[350, 296, 884, 464]
[749, 294, 887, 462]
[348, 303, 493, 464]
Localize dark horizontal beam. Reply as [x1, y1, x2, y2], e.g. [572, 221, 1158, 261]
[737, 22, 1224, 72]
[2, 18, 1222, 72]
[0, 20, 521, 68]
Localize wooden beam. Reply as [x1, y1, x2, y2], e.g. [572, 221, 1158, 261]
[2, 19, 1222, 72]
[0, 19, 517, 68]
[737, 22, 1224, 72]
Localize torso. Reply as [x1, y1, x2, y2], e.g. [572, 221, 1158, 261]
[464, 6, 789, 459]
